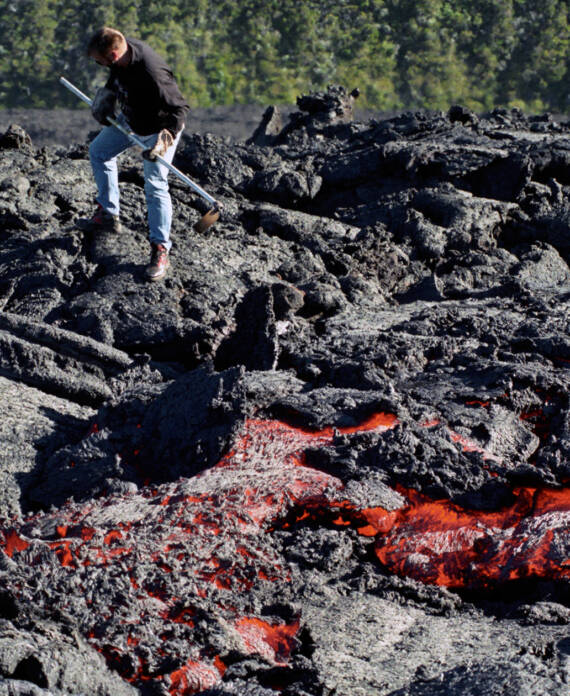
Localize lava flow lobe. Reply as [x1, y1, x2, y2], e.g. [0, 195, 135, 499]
[1, 411, 569, 693]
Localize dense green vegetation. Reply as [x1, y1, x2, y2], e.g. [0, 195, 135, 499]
[1, 0, 569, 113]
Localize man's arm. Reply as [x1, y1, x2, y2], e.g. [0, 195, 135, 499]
[151, 66, 189, 136]
[91, 87, 117, 125]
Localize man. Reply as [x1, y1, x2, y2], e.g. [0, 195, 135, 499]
[82, 27, 190, 281]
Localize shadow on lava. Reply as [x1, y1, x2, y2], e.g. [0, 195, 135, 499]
[456, 578, 570, 620]
[19, 366, 248, 510]
[450, 479, 520, 511]
[15, 406, 95, 514]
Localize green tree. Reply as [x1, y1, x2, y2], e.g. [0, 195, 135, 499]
[499, 0, 570, 111]
[0, 0, 59, 106]
[438, 0, 517, 111]
[0, 0, 569, 113]
[324, 1, 399, 109]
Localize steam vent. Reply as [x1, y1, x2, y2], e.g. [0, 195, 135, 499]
[0, 87, 569, 695]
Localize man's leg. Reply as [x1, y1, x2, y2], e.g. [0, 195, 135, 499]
[89, 122, 132, 217]
[142, 130, 182, 281]
[142, 130, 182, 252]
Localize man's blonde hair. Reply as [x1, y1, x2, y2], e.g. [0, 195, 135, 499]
[87, 27, 126, 57]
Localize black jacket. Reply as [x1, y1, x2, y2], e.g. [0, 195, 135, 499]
[105, 38, 189, 137]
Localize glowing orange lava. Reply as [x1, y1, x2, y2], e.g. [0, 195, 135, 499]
[368, 486, 570, 587]
[168, 660, 221, 695]
[0, 409, 568, 693]
[234, 617, 300, 665]
[0, 413, 397, 693]
[3, 529, 30, 557]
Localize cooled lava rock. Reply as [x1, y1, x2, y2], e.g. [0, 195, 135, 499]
[0, 89, 568, 695]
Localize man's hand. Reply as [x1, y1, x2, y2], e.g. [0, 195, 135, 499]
[142, 129, 174, 161]
[91, 87, 117, 125]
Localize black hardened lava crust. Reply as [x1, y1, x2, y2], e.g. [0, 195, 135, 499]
[0, 88, 568, 695]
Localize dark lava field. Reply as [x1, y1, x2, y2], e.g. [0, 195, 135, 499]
[0, 86, 568, 695]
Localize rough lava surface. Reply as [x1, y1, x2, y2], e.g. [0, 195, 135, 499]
[0, 87, 568, 695]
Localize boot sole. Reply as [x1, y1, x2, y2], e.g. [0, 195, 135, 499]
[145, 261, 169, 282]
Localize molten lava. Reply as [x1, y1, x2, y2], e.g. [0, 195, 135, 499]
[0, 412, 397, 693]
[365, 486, 570, 588]
[0, 410, 568, 693]
[234, 617, 300, 665]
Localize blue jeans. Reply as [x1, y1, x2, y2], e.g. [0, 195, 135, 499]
[88, 115, 182, 251]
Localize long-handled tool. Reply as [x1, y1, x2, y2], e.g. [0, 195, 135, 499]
[60, 76, 220, 233]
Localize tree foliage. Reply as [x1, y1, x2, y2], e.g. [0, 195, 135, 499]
[0, 0, 569, 112]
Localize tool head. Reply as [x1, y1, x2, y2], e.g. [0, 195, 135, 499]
[193, 205, 220, 233]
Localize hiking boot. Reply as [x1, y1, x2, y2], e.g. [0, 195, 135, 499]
[77, 204, 121, 233]
[145, 243, 169, 281]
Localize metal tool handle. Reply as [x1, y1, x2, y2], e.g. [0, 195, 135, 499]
[59, 76, 218, 207]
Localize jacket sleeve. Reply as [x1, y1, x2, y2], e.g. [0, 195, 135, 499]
[104, 74, 119, 94]
[151, 65, 189, 136]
